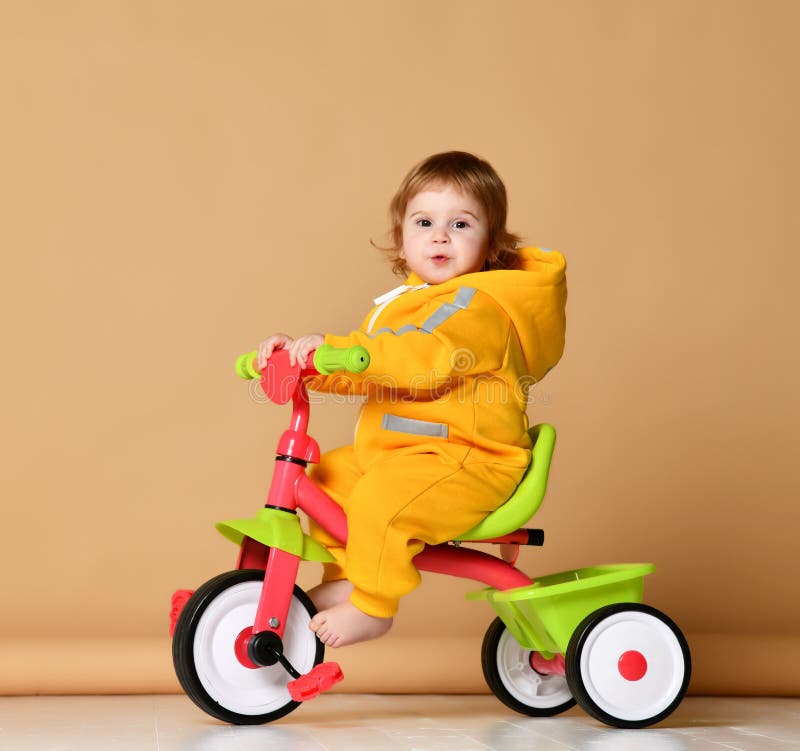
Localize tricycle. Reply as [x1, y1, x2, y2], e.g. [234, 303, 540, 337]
[170, 345, 690, 728]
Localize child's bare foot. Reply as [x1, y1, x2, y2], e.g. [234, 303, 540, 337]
[307, 580, 353, 612]
[308, 601, 393, 648]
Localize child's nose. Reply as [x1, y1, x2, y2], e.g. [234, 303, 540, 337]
[432, 228, 450, 243]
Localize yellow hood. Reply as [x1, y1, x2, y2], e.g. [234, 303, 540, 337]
[405, 247, 567, 381]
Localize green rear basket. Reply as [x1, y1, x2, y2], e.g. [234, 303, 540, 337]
[468, 563, 655, 657]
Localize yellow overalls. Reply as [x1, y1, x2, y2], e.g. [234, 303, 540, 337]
[307, 247, 567, 617]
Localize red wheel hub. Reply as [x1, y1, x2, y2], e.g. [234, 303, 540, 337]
[618, 650, 648, 681]
[234, 627, 259, 669]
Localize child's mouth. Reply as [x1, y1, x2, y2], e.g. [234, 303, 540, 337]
[431, 255, 449, 263]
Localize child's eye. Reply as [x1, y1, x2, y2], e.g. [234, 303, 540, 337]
[416, 219, 432, 227]
[453, 220, 469, 229]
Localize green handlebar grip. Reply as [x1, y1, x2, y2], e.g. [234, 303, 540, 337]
[235, 345, 369, 378]
[235, 350, 260, 380]
[313, 344, 370, 375]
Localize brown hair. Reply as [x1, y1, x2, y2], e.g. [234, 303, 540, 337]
[376, 151, 524, 276]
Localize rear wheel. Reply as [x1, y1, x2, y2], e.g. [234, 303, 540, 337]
[565, 603, 691, 728]
[172, 569, 323, 724]
[481, 617, 575, 717]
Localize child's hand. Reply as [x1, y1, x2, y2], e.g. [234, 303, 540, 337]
[288, 333, 325, 368]
[257, 333, 293, 369]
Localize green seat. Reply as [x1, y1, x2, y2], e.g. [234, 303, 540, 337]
[456, 423, 556, 541]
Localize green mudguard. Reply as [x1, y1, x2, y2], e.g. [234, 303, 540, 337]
[216, 507, 335, 563]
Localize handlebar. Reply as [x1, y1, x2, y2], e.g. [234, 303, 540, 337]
[235, 344, 370, 380]
[312, 344, 370, 375]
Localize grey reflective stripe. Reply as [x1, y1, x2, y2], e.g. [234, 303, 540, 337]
[420, 287, 476, 333]
[381, 414, 449, 438]
[367, 286, 477, 339]
[375, 324, 416, 336]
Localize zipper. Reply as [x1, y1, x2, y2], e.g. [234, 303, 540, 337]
[353, 402, 366, 447]
[357, 282, 429, 445]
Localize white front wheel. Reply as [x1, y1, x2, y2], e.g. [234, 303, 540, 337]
[173, 570, 323, 724]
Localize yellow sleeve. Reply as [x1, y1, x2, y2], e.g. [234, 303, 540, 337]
[319, 289, 511, 392]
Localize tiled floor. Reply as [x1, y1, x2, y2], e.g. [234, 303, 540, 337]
[0, 694, 798, 750]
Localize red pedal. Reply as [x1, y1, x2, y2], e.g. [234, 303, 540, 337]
[169, 590, 194, 637]
[287, 662, 343, 702]
[287, 675, 321, 702]
[312, 661, 344, 691]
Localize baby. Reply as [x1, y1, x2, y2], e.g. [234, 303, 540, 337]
[257, 151, 567, 648]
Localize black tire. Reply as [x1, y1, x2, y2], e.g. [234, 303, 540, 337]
[565, 603, 691, 729]
[481, 617, 576, 717]
[172, 569, 324, 724]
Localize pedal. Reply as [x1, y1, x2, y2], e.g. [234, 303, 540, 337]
[311, 661, 344, 691]
[169, 589, 194, 636]
[287, 662, 343, 702]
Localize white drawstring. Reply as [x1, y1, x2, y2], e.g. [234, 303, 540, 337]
[367, 283, 429, 333]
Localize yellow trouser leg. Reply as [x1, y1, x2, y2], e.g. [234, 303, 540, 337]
[343, 455, 524, 618]
[307, 445, 362, 583]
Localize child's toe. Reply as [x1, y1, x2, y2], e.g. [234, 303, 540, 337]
[308, 613, 325, 632]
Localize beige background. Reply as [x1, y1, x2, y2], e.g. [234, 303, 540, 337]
[1, 0, 799, 696]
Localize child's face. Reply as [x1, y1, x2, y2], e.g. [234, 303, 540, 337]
[400, 184, 490, 284]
